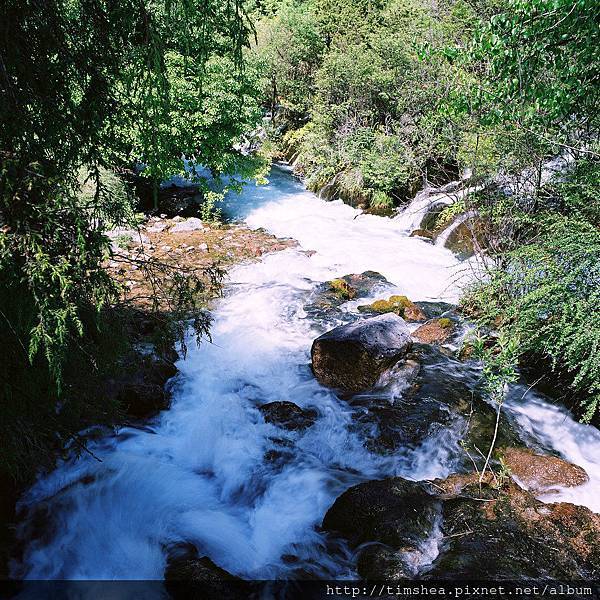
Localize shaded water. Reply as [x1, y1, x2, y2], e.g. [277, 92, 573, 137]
[13, 166, 600, 580]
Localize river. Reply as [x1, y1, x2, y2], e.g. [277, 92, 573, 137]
[12, 165, 600, 580]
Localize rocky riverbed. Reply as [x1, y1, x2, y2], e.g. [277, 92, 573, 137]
[11, 166, 600, 583]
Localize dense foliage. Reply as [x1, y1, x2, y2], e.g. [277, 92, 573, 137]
[0, 0, 263, 480]
[254, 0, 600, 419]
[252, 0, 475, 207]
[458, 0, 600, 420]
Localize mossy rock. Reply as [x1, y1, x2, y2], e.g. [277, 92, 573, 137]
[329, 278, 356, 300]
[358, 295, 426, 321]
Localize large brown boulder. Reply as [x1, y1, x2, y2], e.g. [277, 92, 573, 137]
[428, 474, 600, 580]
[322, 473, 600, 581]
[499, 447, 589, 494]
[311, 314, 412, 393]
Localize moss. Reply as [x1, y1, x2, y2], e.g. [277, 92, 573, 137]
[329, 278, 356, 300]
[357, 295, 421, 317]
[438, 317, 453, 329]
[388, 295, 413, 308]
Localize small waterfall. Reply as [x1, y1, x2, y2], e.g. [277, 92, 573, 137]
[394, 180, 481, 234]
[434, 210, 478, 248]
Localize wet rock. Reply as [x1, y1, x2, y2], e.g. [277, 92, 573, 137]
[358, 295, 426, 322]
[357, 545, 414, 579]
[427, 475, 600, 580]
[311, 314, 412, 393]
[259, 401, 317, 431]
[323, 477, 440, 549]
[354, 395, 453, 455]
[499, 447, 589, 494]
[410, 229, 434, 239]
[323, 477, 441, 579]
[414, 301, 455, 321]
[329, 278, 357, 300]
[413, 318, 454, 344]
[110, 354, 178, 418]
[305, 271, 389, 318]
[171, 217, 204, 232]
[400, 344, 523, 470]
[165, 543, 250, 599]
[439, 215, 487, 258]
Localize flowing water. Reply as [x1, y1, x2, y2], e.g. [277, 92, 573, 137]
[12, 165, 600, 581]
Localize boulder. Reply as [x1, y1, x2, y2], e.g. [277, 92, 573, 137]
[323, 472, 600, 581]
[304, 271, 389, 320]
[165, 543, 250, 600]
[358, 295, 426, 322]
[499, 447, 589, 494]
[166, 554, 239, 581]
[322, 477, 441, 579]
[259, 401, 317, 431]
[311, 314, 412, 393]
[427, 474, 600, 580]
[110, 354, 178, 419]
[171, 217, 204, 233]
[413, 318, 454, 344]
[322, 477, 440, 549]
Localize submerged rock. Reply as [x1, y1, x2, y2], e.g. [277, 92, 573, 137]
[499, 447, 589, 494]
[413, 318, 454, 344]
[358, 295, 426, 322]
[311, 314, 412, 393]
[259, 401, 317, 431]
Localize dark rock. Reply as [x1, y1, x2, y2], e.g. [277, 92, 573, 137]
[413, 301, 455, 321]
[311, 314, 412, 393]
[322, 477, 440, 550]
[259, 401, 317, 431]
[357, 545, 414, 579]
[165, 543, 251, 599]
[168, 556, 237, 582]
[427, 475, 600, 580]
[410, 229, 434, 239]
[110, 354, 178, 418]
[117, 382, 169, 418]
[324, 471, 600, 581]
[354, 396, 453, 455]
